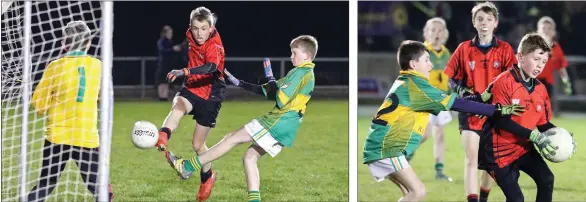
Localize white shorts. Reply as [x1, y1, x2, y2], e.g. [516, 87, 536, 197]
[244, 119, 283, 158]
[429, 111, 452, 126]
[367, 156, 410, 182]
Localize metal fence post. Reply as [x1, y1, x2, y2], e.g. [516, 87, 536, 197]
[280, 60, 285, 78]
[141, 59, 146, 99]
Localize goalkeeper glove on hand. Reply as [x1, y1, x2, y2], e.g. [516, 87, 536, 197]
[490, 103, 525, 119]
[263, 58, 275, 81]
[562, 78, 573, 96]
[224, 69, 241, 86]
[167, 68, 189, 83]
[530, 129, 558, 157]
[456, 85, 474, 97]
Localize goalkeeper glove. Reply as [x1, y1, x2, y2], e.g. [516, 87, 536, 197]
[494, 103, 525, 117]
[562, 78, 573, 96]
[224, 69, 241, 86]
[263, 58, 275, 81]
[456, 85, 474, 97]
[167, 68, 189, 83]
[530, 129, 558, 158]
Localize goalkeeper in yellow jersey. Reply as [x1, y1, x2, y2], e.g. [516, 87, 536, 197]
[164, 35, 317, 202]
[411, 17, 454, 182]
[28, 21, 114, 202]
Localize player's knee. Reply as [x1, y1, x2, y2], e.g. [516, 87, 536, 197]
[536, 172, 554, 189]
[411, 187, 427, 200]
[191, 141, 207, 153]
[242, 152, 259, 165]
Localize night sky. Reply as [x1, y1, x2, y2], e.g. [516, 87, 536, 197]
[113, 1, 350, 57]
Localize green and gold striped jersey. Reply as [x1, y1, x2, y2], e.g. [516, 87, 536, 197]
[258, 61, 315, 147]
[424, 41, 451, 92]
[363, 70, 457, 163]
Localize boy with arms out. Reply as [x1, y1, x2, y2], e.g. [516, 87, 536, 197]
[165, 35, 318, 202]
[478, 33, 571, 202]
[414, 17, 453, 182]
[28, 21, 114, 202]
[443, 2, 517, 201]
[363, 40, 524, 202]
[157, 7, 225, 201]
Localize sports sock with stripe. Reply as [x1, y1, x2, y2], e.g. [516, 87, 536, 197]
[184, 156, 203, 172]
[248, 190, 261, 202]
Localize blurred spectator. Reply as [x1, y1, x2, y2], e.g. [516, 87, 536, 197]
[535, 16, 574, 97]
[156, 25, 182, 101]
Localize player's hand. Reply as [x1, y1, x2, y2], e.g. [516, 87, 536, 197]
[224, 69, 241, 86]
[263, 58, 275, 81]
[562, 78, 573, 96]
[167, 68, 189, 83]
[495, 103, 525, 116]
[481, 82, 494, 102]
[456, 85, 474, 97]
[530, 130, 558, 157]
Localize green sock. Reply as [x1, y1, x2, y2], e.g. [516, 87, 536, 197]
[184, 156, 202, 172]
[248, 190, 261, 202]
[435, 163, 444, 173]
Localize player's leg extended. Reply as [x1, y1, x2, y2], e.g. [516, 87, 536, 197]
[166, 127, 253, 178]
[388, 175, 409, 196]
[519, 150, 554, 202]
[243, 144, 267, 202]
[157, 95, 193, 151]
[461, 130, 480, 202]
[28, 141, 70, 202]
[390, 167, 427, 201]
[74, 146, 114, 202]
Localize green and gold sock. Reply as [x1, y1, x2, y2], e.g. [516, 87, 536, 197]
[184, 156, 202, 172]
[248, 190, 261, 202]
[435, 163, 444, 173]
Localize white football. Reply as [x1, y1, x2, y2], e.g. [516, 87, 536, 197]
[542, 127, 576, 163]
[131, 121, 159, 149]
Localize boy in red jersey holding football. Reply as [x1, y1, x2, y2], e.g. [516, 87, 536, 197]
[477, 33, 573, 202]
[535, 16, 573, 97]
[157, 6, 225, 201]
[443, 2, 517, 202]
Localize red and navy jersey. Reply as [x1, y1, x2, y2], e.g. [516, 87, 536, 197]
[480, 66, 552, 169]
[444, 35, 517, 94]
[184, 27, 226, 101]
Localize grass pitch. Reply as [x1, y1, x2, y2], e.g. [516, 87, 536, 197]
[2, 100, 349, 201]
[358, 114, 586, 201]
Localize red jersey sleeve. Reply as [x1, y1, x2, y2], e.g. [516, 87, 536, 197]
[490, 74, 513, 106]
[554, 44, 569, 70]
[537, 89, 553, 125]
[204, 43, 221, 66]
[444, 43, 465, 80]
[503, 43, 518, 69]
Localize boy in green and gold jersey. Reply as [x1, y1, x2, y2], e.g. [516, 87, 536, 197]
[165, 35, 318, 202]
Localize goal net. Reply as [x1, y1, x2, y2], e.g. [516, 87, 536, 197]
[1, 1, 113, 202]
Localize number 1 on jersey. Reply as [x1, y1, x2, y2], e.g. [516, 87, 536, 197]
[77, 66, 86, 102]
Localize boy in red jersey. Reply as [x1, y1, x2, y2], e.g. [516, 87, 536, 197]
[478, 33, 571, 202]
[443, 2, 517, 202]
[157, 7, 225, 201]
[535, 16, 572, 96]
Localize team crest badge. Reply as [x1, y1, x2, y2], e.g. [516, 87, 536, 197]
[512, 99, 520, 104]
[469, 61, 475, 71]
[494, 61, 500, 68]
[537, 105, 542, 112]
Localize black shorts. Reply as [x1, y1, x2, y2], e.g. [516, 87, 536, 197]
[486, 149, 554, 202]
[177, 87, 222, 128]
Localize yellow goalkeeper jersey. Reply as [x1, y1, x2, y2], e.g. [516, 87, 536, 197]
[31, 51, 102, 148]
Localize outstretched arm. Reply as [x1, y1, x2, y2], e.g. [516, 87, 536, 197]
[224, 58, 278, 99]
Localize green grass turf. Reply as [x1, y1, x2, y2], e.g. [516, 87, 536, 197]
[358, 115, 586, 201]
[2, 100, 349, 201]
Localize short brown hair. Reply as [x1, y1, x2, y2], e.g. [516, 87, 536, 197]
[517, 33, 551, 56]
[397, 40, 428, 71]
[63, 20, 92, 51]
[471, 1, 499, 22]
[290, 35, 318, 60]
[190, 6, 216, 26]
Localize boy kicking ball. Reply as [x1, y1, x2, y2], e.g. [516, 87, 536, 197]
[165, 35, 318, 202]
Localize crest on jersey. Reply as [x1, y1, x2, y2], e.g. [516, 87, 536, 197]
[537, 105, 542, 112]
[469, 61, 475, 71]
[512, 99, 520, 104]
[494, 61, 500, 69]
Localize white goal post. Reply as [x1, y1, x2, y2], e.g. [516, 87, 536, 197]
[1, 1, 113, 202]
